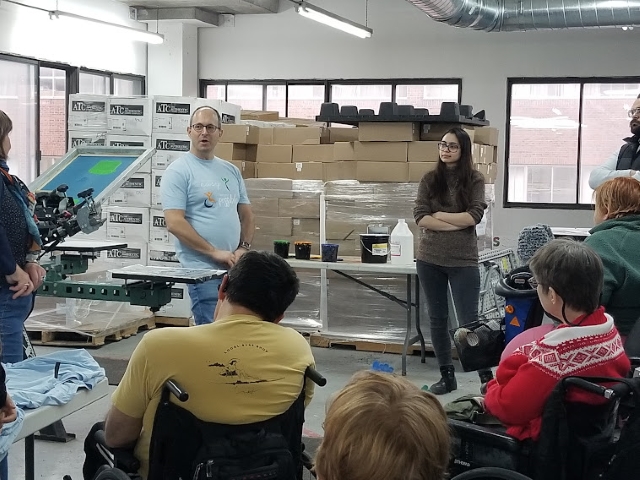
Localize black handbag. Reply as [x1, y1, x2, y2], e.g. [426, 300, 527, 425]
[450, 319, 505, 372]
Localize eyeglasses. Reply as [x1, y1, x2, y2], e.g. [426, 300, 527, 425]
[191, 124, 220, 133]
[527, 277, 539, 289]
[628, 108, 640, 118]
[437, 141, 460, 152]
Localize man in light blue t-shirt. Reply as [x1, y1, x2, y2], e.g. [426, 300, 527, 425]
[162, 106, 255, 325]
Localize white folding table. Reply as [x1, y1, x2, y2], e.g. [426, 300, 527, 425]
[14, 378, 110, 480]
[286, 258, 425, 376]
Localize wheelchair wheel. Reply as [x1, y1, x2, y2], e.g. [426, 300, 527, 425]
[93, 468, 133, 480]
[449, 467, 534, 480]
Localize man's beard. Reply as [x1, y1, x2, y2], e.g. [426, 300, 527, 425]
[631, 120, 640, 138]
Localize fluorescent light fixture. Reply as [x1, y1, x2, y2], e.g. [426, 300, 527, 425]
[296, 2, 373, 38]
[49, 10, 164, 44]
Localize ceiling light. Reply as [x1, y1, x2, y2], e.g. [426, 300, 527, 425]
[296, 2, 373, 38]
[49, 10, 164, 44]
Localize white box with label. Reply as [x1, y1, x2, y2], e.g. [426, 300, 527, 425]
[147, 243, 190, 318]
[106, 135, 152, 173]
[68, 95, 108, 131]
[108, 97, 153, 136]
[150, 170, 163, 207]
[149, 209, 175, 245]
[105, 206, 150, 243]
[108, 173, 151, 208]
[68, 130, 106, 148]
[195, 98, 241, 125]
[151, 133, 191, 169]
[99, 242, 148, 270]
[153, 96, 197, 134]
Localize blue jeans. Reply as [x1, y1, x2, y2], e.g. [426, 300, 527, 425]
[0, 287, 33, 364]
[188, 278, 223, 325]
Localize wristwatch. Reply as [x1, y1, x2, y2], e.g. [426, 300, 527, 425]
[239, 241, 251, 250]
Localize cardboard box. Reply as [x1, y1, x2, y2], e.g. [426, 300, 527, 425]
[247, 145, 292, 163]
[155, 283, 191, 318]
[99, 242, 148, 269]
[255, 216, 293, 236]
[215, 143, 247, 161]
[147, 243, 180, 265]
[108, 97, 153, 136]
[106, 206, 150, 243]
[356, 162, 409, 183]
[273, 127, 321, 145]
[292, 218, 320, 238]
[150, 171, 162, 207]
[409, 162, 438, 182]
[472, 144, 497, 165]
[68, 95, 108, 131]
[354, 142, 408, 162]
[106, 135, 152, 148]
[473, 127, 499, 146]
[230, 160, 256, 179]
[257, 162, 324, 180]
[221, 124, 250, 144]
[151, 134, 191, 169]
[475, 163, 497, 183]
[408, 141, 440, 162]
[279, 198, 320, 219]
[333, 142, 355, 161]
[152, 96, 196, 134]
[420, 124, 475, 143]
[241, 110, 280, 121]
[149, 209, 176, 245]
[247, 198, 279, 217]
[109, 173, 151, 208]
[246, 126, 273, 145]
[195, 98, 242, 125]
[323, 161, 357, 182]
[329, 127, 360, 143]
[245, 178, 293, 199]
[68, 131, 106, 148]
[325, 220, 368, 241]
[358, 122, 420, 142]
[293, 144, 335, 163]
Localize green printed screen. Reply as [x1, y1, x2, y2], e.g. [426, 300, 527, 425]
[40, 155, 138, 200]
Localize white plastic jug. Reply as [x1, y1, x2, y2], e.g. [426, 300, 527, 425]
[390, 219, 414, 265]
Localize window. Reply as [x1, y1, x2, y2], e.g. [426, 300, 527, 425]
[287, 84, 325, 119]
[206, 84, 225, 100]
[0, 57, 38, 183]
[506, 79, 640, 207]
[227, 84, 263, 111]
[40, 67, 68, 174]
[266, 85, 286, 118]
[395, 84, 460, 115]
[79, 71, 110, 95]
[330, 84, 392, 114]
[114, 76, 143, 96]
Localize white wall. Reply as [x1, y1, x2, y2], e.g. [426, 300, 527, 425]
[0, 0, 146, 75]
[198, 0, 640, 247]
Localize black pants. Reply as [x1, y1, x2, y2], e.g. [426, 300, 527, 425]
[417, 260, 480, 367]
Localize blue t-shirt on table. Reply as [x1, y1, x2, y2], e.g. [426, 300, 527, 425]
[161, 153, 250, 269]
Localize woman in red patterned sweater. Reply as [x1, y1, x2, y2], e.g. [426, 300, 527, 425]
[484, 239, 630, 441]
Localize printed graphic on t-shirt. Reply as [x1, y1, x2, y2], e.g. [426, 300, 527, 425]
[208, 344, 284, 392]
[204, 191, 216, 208]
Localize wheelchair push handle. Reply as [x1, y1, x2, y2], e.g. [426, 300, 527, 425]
[305, 366, 327, 387]
[564, 377, 629, 400]
[166, 379, 189, 402]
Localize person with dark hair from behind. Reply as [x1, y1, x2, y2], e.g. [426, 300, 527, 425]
[589, 93, 640, 189]
[413, 127, 490, 394]
[82, 251, 315, 480]
[314, 371, 450, 480]
[585, 176, 640, 338]
[484, 239, 630, 441]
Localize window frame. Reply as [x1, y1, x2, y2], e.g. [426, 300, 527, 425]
[504, 76, 640, 210]
[199, 78, 462, 118]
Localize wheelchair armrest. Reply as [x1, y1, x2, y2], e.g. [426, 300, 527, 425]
[94, 429, 141, 473]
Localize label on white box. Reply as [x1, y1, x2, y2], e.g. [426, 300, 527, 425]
[108, 118, 127, 131]
[106, 207, 150, 242]
[150, 213, 174, 244]
[152, 135, 190, 169]
[148, 246, 179, 263]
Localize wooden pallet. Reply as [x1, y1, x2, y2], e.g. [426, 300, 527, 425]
[26, 316, 156, 348]
[154, 316, 191, 327]
[309, 333, 434, 355]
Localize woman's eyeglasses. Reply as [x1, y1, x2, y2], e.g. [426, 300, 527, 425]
[437, 142, 460, 152]
[191, 124, 220, 133]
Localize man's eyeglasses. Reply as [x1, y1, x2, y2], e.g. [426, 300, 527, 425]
[437, 142, 460, 152]
[191, 124, 220, 133]
[628, 108, 640, 119]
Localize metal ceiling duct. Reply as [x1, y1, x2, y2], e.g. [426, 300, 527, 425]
[404, 0, 640, 31]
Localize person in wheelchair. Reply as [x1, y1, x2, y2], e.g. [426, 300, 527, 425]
[314, 371, 450, 480]
[484, 239, 630, 441]
[82, 250, 316, 480]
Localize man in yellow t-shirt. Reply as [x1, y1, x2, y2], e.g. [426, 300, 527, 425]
[82, 251, 315, 479]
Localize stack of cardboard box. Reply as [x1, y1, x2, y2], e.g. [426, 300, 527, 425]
[471, 127, 499, 183]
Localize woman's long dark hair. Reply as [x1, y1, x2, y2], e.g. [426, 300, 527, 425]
[0, 110, 12, 160]
[425, 127, 474, 209]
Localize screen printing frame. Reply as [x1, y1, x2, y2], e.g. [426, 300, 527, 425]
[28, 146, 155, 206]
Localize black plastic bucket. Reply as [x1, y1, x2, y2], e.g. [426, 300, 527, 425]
[359, 234, 389, 264]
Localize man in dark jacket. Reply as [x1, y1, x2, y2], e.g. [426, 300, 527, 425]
[589, 93, 640, 189]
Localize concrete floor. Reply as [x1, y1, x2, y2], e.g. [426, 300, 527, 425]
[8, 332, 483, 480]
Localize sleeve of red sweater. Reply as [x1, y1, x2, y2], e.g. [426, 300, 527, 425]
[484, 352, 559, 426]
